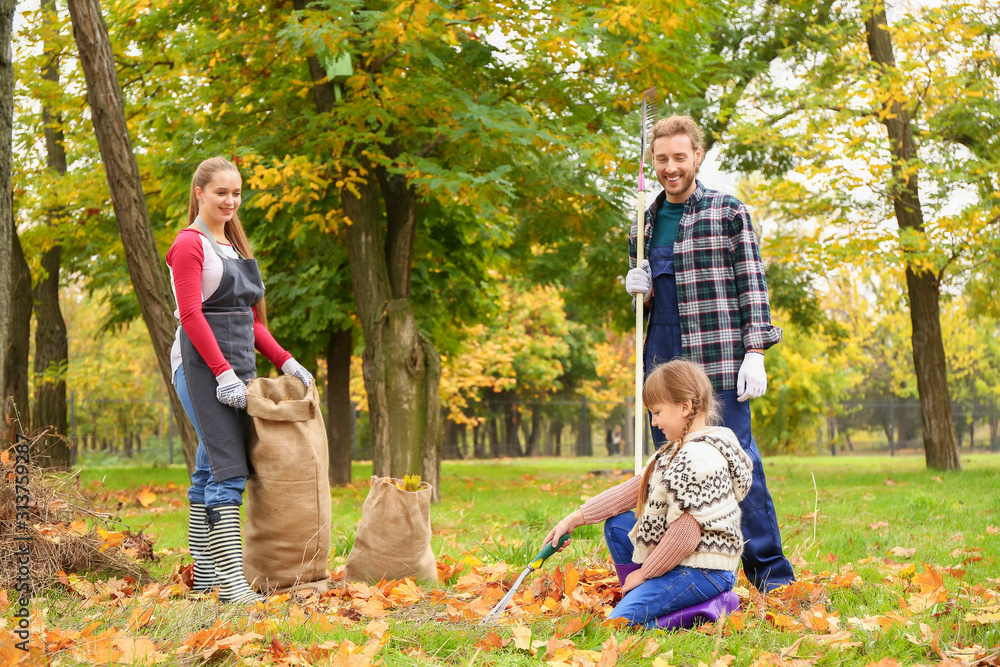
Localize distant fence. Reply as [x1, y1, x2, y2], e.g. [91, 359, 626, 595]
[64, 392, 999, 465]
[68, 392, 179, 465]
[820, 399, 999, 455]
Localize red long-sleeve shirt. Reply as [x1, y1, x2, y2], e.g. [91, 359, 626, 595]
[166, 228, 291, 378]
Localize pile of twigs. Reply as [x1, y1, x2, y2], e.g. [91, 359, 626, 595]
[0, 432, 154, 592]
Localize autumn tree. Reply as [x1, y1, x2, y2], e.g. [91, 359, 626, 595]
[65, 0, 198, 468]
[0, 0, 14, 422]
[726, 0, 1000, 470]
[2, 230, 30, 441]
[28, 0, 71, 465]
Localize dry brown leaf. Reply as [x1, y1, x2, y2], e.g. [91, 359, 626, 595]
[127, 606, 154, 631]
[136, 489, 157, 508]
[511, 622, 532, 652]
[363, 620, 389, 638]
[475, 632, 508, 650]
[890, 546, 916, 558]
[813, 631, 860, 647]
[115, 637, 167, 664]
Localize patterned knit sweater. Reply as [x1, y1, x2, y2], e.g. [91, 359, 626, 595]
[630, 427, 752, 572]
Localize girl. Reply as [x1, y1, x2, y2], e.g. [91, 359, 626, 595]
[168, 157, 313, 603]
[543, 359, 752, 627]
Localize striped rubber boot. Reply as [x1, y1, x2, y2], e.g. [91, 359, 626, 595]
[206, 505, 262, 603]
[188, 502, 219, 592]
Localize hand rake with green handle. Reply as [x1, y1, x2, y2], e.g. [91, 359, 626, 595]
[477, 533, 571, 625]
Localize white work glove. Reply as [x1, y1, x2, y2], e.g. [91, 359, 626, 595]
[281, 358, 313, 388]
[625, 260, 652, 298]
[736, 352, 767, 403]
[215, 369, 248, 409]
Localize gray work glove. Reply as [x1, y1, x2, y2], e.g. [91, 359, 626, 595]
[625, 259, 652, 299]
[281, 358, 313, 388]
[215, 369, 248, 409]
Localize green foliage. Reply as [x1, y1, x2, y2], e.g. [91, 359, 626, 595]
[752, 310, 859, 455]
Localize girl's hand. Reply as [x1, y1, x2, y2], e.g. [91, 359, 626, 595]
[544, 510, 585, 552]
[621, 568, 648, 595]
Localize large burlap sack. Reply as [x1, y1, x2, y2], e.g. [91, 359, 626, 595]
[344, 476, 437, 584]
[244, 375, 331, 593]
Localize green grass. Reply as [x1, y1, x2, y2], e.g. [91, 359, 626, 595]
[6, 453, 1000, 665]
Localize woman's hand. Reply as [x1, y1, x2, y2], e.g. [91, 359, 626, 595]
[282, 358, 314, 388]
[215, 370, 248, 409]
[544, 510, 585, 552]
[621, 568, 648, 595]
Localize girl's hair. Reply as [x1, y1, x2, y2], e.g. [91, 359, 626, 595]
[187, 157, 267, 326]
[634, 359, 719, 517]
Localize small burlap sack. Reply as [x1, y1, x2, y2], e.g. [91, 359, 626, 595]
[244, 375, 331, 593]
[344, 476, 437, 584]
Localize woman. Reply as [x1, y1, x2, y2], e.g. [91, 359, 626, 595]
[167, 157, 312, 602]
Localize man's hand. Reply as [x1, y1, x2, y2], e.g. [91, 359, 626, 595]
[625, 260, 652, 299]
[215, 369, 248, 409]
[737, 352, 767, 402]
[282, 358, 314, 388]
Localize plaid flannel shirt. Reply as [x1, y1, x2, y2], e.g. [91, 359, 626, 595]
[628, 182, 782, 392]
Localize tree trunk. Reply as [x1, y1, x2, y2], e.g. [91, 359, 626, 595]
[326, 326, 353, 486]
[0, 0, 15, 419]
[32, 246, 69, 465]
[66, 0, 198, 471]
[473, 423, 485, 459]
[3, 226, 30, 441]
[865, 4, 960, 470]
[30, 0, 70, 466]
[487, 416, 499, 458]
[290, 7, 357, 489]
[341, 156, 441, 499]
[503, 399, 521, 457]
[524, 405, 540, 457]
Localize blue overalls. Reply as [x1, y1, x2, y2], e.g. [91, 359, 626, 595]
[643, 240, 795, 591]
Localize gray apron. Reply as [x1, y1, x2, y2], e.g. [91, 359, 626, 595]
[180, 217, 264, 482]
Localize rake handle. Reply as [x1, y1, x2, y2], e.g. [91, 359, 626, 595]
[635, 187, 645, 477]
[531, 533, 572, 570]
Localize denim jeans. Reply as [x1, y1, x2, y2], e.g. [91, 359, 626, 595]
[173, 365, 246, 507]
[603, 511, 735, 628]
[715, 388, 795, 590]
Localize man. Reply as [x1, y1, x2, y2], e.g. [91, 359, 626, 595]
[624, 115, 795, 591]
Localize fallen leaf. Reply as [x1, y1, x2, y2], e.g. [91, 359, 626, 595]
[889, 546, 916, 558]
[128, 607, 154, 630]
[868, 521, 889, 530]
[912, 566, 945, 594]
[115, 637, 167, 665]
[137, 489, 157, 508]
[813, 630, 860, 647]
[475, 633, 508, 650]
[511, 623, 532, 652]
[363, 620, 389, 639]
